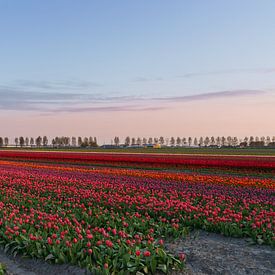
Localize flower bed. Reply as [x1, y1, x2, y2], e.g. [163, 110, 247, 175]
[0, 152, 274, 273]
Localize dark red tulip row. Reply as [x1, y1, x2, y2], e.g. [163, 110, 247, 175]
[0, 151, 275, 169]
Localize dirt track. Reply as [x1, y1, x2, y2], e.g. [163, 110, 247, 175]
[167, 230, 275, 275]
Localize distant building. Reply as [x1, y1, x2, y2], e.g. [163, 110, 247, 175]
[142, 143, 162, 148]
[100, 145, 118, 149]
[127, 145, 144, 148]
[143, 144, 154, 148]
[153, 144, 161, 149]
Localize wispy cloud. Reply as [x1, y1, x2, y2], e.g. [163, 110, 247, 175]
[178, 68, 275, 78]
[10, 79, 102, 90]
[52, 105, 165, 113]
[0, 80, 267, 114]
[0, 88, 137, 111]
[133, 67, 275, 82]
[0, 83, 151, 113]
[153, 90, 265, 102]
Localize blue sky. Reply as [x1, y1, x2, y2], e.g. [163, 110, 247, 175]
[1, 1, 275, 140]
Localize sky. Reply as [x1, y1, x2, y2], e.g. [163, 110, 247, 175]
[1, 1, 275, 143]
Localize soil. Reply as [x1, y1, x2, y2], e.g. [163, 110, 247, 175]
[167, 230, 275, 275]
[0, 230, 274, 275]
[0, 248, 90, 275]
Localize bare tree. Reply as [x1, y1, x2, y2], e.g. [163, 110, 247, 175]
[51, 138, 56, 147]
[249, 136, 254, 145]
[204, 137, 210, 147]
[94, 137, 98, 146]
[142, 137, 147, 145]
[137, 137, 142, 146]
[266, 136, 271, 145]
[64, 137, 70, 146]
[25, 137, 29, 147]
[71, 137, 77, 147]
[30, 137, 34, 147]
[216, 136, 221, 147]
[125, 136, 130, 146]
[210, 136, 215, 146]
[131, 137, 136, 145]
[194, 137, 198, 146]
[78, 137, 82, 147]
[199, 137, 203, 147]
[15, 137, 19, 147]
[159, 136, 164, 145]
[148, 137, 153, 145]
[89, 137, 94, 146]
[170, 137, 175, 146]
[227, 136, 232, 146]
[114, 136, 120, 146]
[260, 136, 266, 145]
[35, 136, 42, 147]
[176, 137, 181, 146]
[188, 137, 192, 146]
[83, 137, 89, 147]
[182, 137, 187, 146]
[221, 136, 226, 147]
[4, 137, 9, 147]
[232, 137, 238, 147]
[19, 137, 25, 147]
[54, 137, 60, 147]
[42, 136, 48, 147]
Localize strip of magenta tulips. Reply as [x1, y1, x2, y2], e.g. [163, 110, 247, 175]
[0, 151, 274, 169]
[0, 152, 274, 273]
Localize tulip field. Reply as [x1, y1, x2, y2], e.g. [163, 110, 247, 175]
[0, 151, 274, 274]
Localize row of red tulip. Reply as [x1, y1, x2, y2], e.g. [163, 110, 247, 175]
[0, 151, 274, 169]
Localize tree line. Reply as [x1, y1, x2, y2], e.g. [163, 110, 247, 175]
[0, 136, 98, 148]
[0, 135, 275, 148]
[112, 136, 275, 148]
